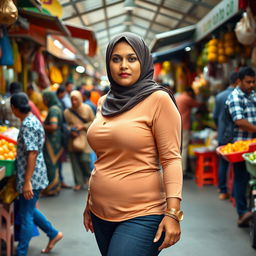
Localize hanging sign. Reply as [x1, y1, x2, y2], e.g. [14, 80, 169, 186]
[196, 0, 239, 41]
[41, 0, 63, 18]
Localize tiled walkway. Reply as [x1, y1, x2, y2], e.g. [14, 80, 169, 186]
[24, 163, 255, 256]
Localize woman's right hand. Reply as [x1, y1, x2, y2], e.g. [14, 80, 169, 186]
[83, 206, 94, 233]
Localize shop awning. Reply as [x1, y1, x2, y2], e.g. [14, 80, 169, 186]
[150, 25, 196, 53]
[64, 24, 97, 57]
[152, 42, 193, 63]
[19, 9, 70, 37]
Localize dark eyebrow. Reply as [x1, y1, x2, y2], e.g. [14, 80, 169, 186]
[111, 53, 137, 57]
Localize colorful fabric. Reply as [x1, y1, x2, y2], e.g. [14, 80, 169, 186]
[16, 114, 48, 194]
[226, 87, 256, 141]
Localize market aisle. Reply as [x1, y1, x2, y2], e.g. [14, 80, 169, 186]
[24, 162, 255, 256]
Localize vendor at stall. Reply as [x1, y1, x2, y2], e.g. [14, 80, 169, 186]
[226, 67, 256, 227]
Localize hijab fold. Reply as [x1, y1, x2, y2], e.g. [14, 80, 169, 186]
[102, 32, 177, 117]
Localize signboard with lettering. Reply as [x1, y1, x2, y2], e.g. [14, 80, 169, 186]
[196, 0, 239, 41]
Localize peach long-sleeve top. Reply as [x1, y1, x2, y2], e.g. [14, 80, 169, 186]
[87, 91, 183, 221]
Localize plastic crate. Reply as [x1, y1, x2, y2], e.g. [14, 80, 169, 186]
[242, 153, 256, 177]
[0, 160, 16, 176]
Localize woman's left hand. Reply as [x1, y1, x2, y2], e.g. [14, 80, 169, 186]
[23, 180, 34, 200]
[154, 216, 181, 251]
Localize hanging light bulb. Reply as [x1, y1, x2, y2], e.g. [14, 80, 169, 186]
[124, 0, 136, 11]
[124, 12, 132, 25]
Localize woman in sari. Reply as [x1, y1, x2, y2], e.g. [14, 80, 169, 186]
[42, 91, 63, 196]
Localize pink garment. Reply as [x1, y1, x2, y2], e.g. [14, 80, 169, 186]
[176, 92, 200, 130]
[29, 101, 42, 124]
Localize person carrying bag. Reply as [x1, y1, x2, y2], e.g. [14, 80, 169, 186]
[64, 90, 95, 191]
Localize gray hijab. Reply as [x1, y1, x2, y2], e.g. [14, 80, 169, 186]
[101, 32, 177, 117]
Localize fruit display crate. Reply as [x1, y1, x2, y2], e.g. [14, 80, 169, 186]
[216, 143, 256, 163]
[0, 134, 17, 145]
[242, 153, 256, 177]
[0, 160, 16, 177]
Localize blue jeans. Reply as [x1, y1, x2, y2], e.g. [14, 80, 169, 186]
[91, 213, 165, 256]
[16, 190, 59, 256]
[233, 162, 250, 216]
[218, 157, 229, 193]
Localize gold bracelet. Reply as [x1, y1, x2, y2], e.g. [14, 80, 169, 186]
[164, 212, 180, 222]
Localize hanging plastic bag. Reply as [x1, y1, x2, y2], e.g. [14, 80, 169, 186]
[0, 0, 18, 26]
[235, 7, 256, 45]
[0, 28, 14, 66]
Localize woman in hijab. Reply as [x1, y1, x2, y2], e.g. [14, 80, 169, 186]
[83, 32, 183, 256]
[42, 91, 63, 196]
[64, 90, 94, 191]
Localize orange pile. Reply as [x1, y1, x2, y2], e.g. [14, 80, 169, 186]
[0, 139, 16, 160]
[220, 139, 256, 154]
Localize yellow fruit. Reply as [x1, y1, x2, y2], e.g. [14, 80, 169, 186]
[225, 47, 234, 56]
[207, 53, 217, 62]
[0, 155, 4, 160]
[209, 39, 218, 46]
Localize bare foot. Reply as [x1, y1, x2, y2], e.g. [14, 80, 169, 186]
[73, 185, 82, 191]
[41, 232, 63, 253]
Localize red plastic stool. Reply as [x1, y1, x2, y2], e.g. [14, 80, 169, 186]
[0, 202, 14, 256]
[194, 151, 218, 187]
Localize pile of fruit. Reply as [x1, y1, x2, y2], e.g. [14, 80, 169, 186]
[0, 138, 16, 160]
[220, 139, 256, 154]
[0, 126, 8, 133]
[246, 151, 256, 163]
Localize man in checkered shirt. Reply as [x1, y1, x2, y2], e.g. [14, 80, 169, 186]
[226, 67, 256, 228]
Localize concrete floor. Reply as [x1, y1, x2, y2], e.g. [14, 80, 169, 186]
[22, 162, 256, 256]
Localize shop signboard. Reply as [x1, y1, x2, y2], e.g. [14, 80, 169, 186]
[195, 0, 239, 41]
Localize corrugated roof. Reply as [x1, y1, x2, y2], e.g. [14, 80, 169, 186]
[59, 0, 222, 72]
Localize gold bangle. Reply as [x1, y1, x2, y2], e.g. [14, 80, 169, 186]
[164, 213, 180, 222]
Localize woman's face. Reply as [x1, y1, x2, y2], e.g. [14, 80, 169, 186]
[109, 41, 141, 87]
[71, 96, 80, 109]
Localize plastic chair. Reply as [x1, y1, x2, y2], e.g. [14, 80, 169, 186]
[0, 202, 14, 256]
[194, 151, 218, 187]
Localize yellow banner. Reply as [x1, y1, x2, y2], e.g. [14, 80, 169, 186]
[41, 0, 63, 18]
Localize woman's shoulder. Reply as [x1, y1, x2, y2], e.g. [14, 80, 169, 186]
[146, 90, 173, 104]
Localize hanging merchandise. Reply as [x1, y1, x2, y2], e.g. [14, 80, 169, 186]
[235, 7, 256, 45]
[49, 66, 63, 84]
[0, 28, 14, 66]
[32, 49, 50, 88]
[11, 40, 22, 73]
[0, 0, 18, 26]
[251, 46, 256, 66]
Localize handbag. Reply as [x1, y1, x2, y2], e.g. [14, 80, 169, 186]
[68, 109, 88, 152]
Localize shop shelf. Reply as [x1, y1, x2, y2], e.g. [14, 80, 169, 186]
[216, 143, 256, 163]
[242, 153, 256, 177]
[0, 160, 15, 177]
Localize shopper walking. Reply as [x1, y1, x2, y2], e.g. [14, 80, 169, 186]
[10, 93, 63, 256]
[176, 87, 200, 179]
[42, 91, 64, 196]
[226, 67, 256, 227]
[213, 71, 239, 200]
[64, 90, 94, 191]
[83, 32, 183, 256]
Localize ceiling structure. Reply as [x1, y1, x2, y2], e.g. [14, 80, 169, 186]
[59, 0, 222, 74]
